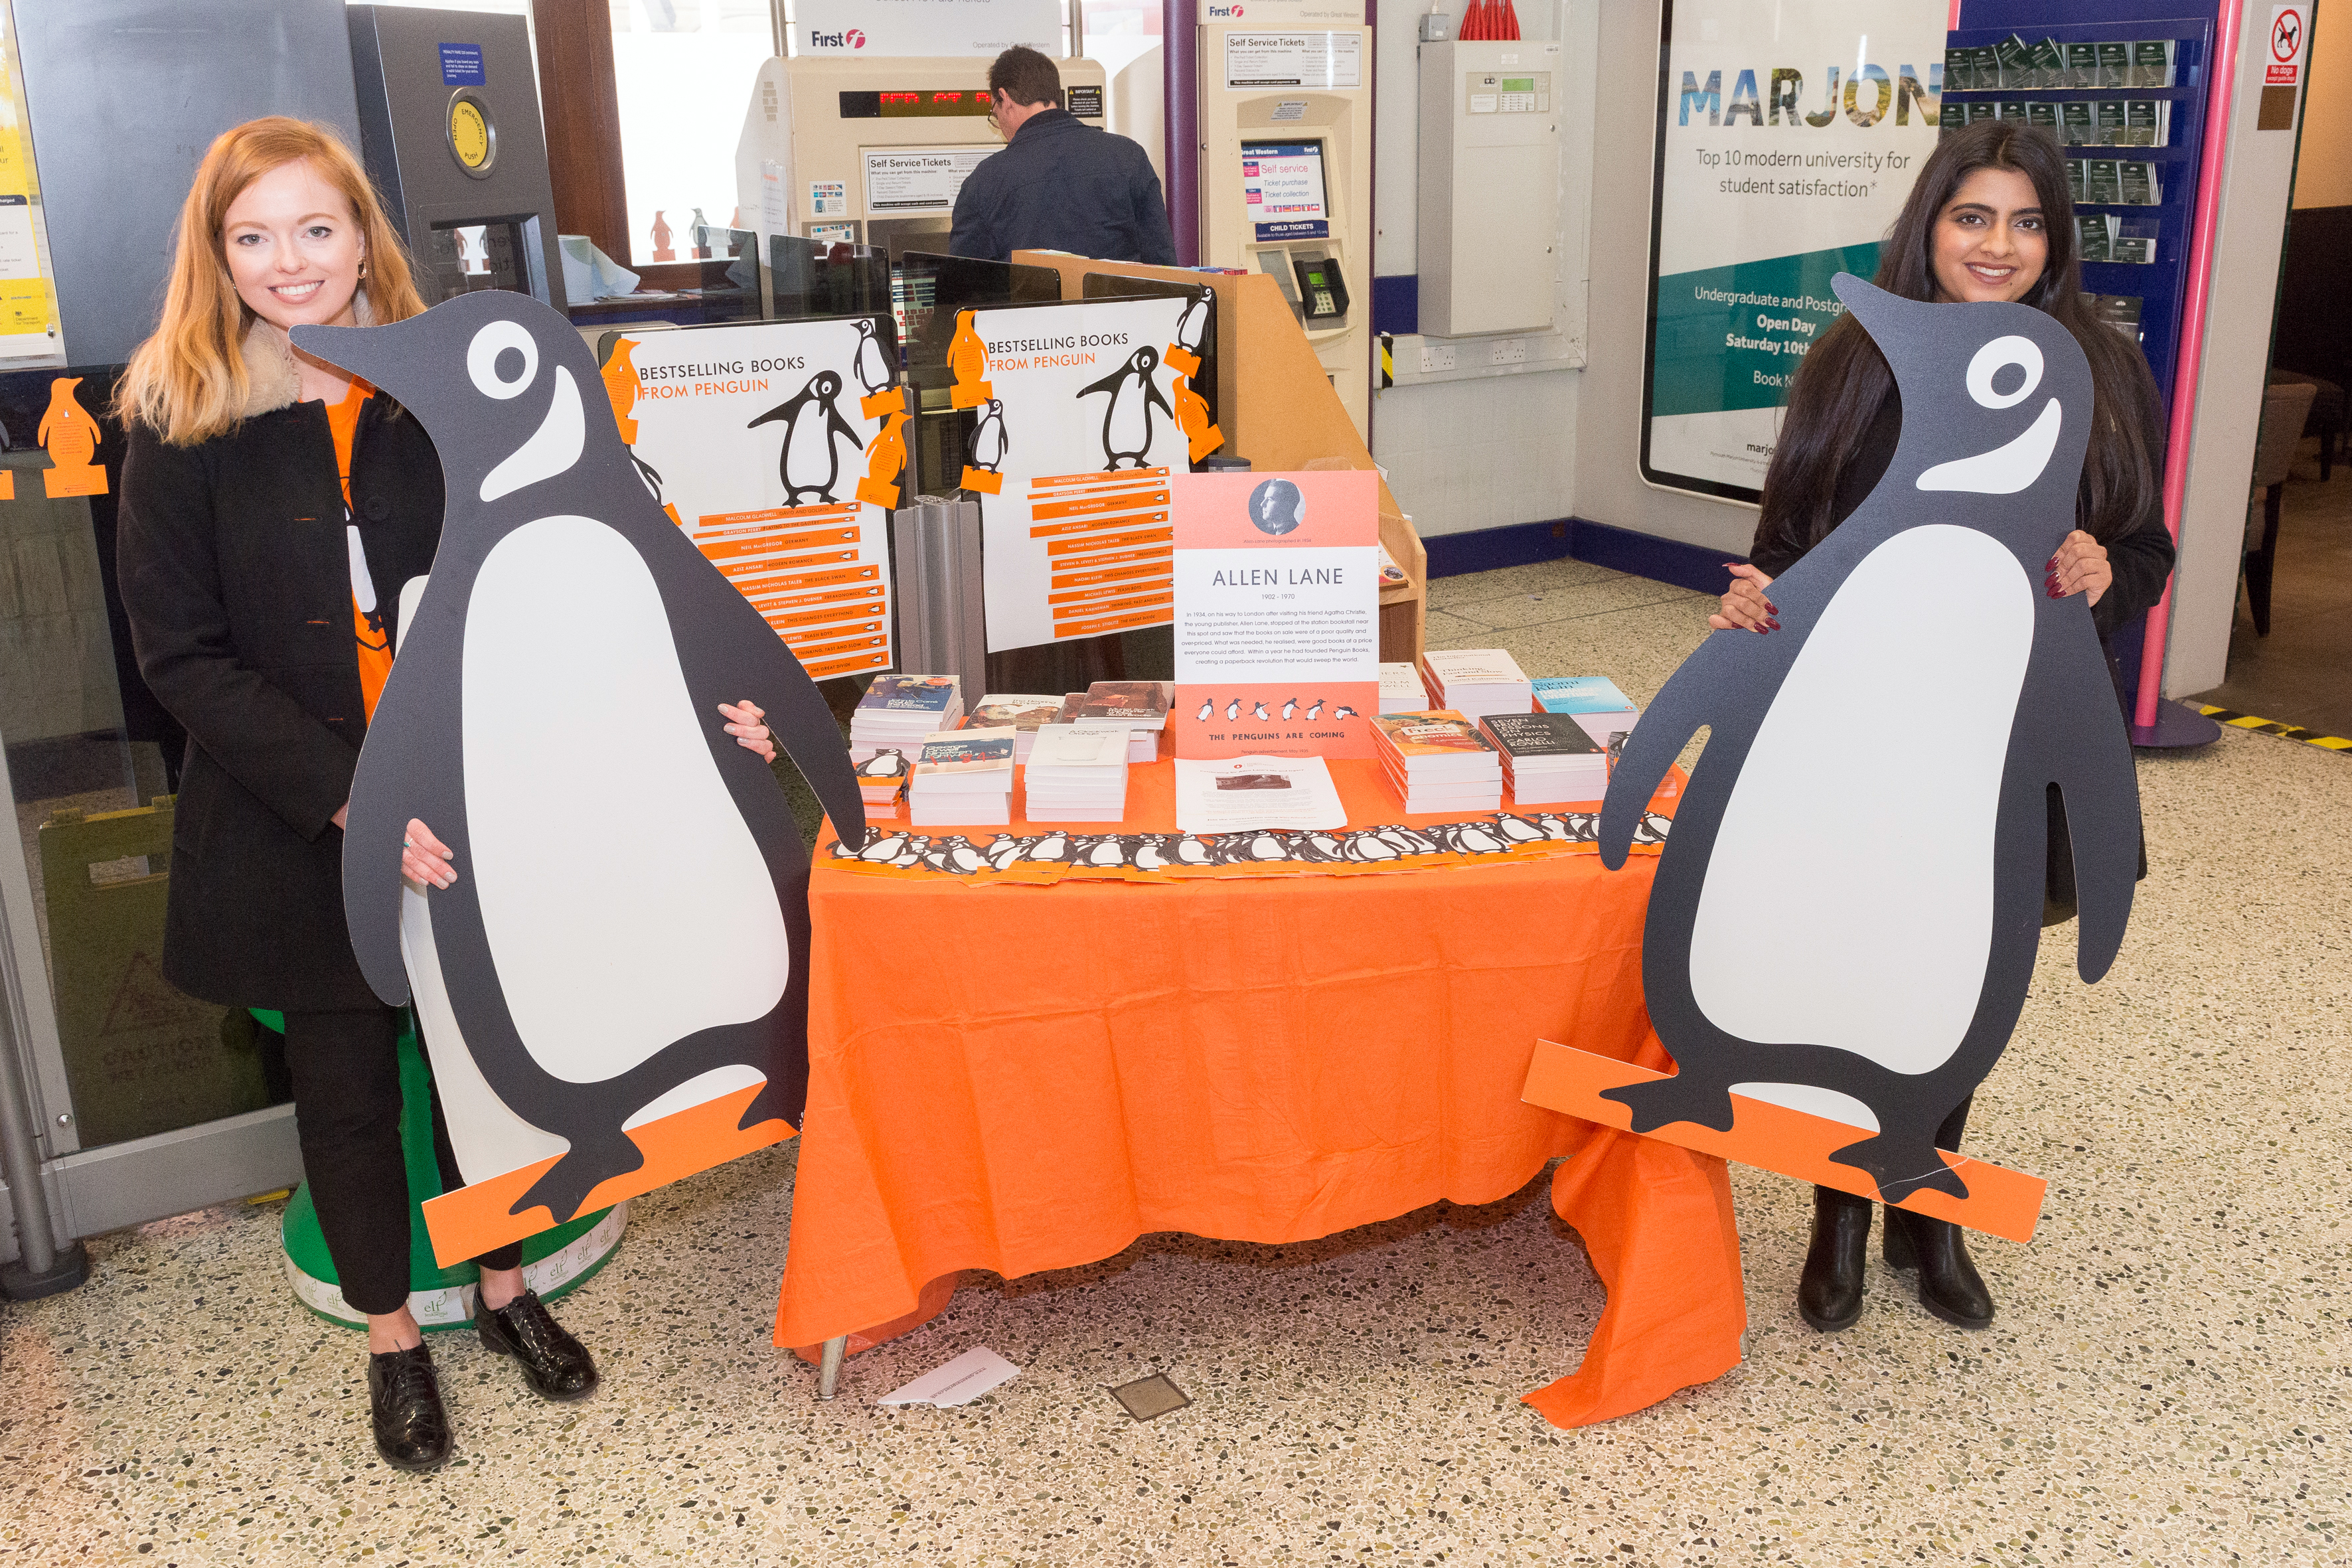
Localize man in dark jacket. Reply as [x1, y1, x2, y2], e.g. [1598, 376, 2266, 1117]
[950, 46, 1177, 265]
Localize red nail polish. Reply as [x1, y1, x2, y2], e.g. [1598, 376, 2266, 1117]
[1764, 601, 1780, 615]
[1754, 623, 1770, 634]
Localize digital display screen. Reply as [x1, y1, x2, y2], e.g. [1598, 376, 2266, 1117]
[838, 90, 994, 119]
[1241, 139, 1331, 244]
[1500, 76, 1535, 91]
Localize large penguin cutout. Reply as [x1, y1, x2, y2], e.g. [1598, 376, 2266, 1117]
[1077, 346, 1174, 469]
[749, 370, 863, 504]
[1594, 274, 2141, 1206]
[295, 291, 867, 1229]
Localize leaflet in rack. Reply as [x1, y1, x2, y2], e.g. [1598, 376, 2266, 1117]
[599, 316, 905, 680]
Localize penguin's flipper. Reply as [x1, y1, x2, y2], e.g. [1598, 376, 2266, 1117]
[735, 630, 866, 848]
[341, 734, 417, 1006]
[745, 396, 800, 429]
[1145, 378, 1174, 418]
[1075, 366, 1124, 400]
[1596, 651, 1724, 868]
[828, 408, 866, 451]
[2022, 621, 2142, 982]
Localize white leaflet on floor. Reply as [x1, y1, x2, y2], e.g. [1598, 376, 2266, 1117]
[876, 1346, 1022, 1407]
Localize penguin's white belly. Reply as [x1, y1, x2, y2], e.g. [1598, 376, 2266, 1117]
[463, 515, 789, 1084]
[1107, 388, 1148, 453]
[1687, 524, 2033, 1075]
[782, 416, 834, 487]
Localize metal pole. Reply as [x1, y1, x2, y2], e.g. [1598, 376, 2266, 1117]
[1164, 0, 1199, 266]
[0, 904, 87, 1299]
[817, 1334, 846, 1399]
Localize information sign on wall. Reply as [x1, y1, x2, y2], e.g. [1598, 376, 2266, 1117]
[862, 148, 992, 212]
[1640, 0, 1945, 503]
[1224, 31, 1362, 90]
[793, 0, 1063, 57]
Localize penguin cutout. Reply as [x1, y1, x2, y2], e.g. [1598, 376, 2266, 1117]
[1593, 274, 2140, 1209]
[1170, 834, 1215, 866]
[1289, 829, 1350, 864]
[856, 828, 911, 863]
[1172, 292, 1211, 363]
[1026, 829, 1073, 862]
[748, 370, 864, 505]
[856, 747, 909, 780]
[984, 835, 1037, 872]
[1492, 813, 1547, 846]
[892, 834, 931, 868]
[1340, 829, 1400, 863]
[1375, 824, 1443, 856]
[297, 291, 866, 1241]
[1077, 347, 1175, 470]
[852, 317, 895, 405]
[948, 309, 994, 410]
[857, 402, 911, 511]
[967, 399, 1008, 474]
[39, 377, 107, 499]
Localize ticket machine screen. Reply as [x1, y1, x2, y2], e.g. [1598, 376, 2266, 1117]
[1241, 140, 1330, 243]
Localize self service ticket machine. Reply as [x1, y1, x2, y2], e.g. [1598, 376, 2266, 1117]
[1197, 0, 1373, 437]
[735, 55, 1113, 291]
[348, 5, 566, 310]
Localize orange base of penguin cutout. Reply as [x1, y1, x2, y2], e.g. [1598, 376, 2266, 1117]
[419, 1083, 793, 1267]
[949, 382, 994, 410]
[1520, 1038, 2046, 1243]
[0, 471, 13, 500]
[961, 466, 1003, 495]
[858, 389, 902, 420]
[42, 461, 107, 499]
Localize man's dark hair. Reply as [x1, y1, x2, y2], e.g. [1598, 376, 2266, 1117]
[988, 46, 1062, 109]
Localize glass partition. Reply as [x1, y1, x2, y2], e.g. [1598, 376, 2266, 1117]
[766, 235, 894, 326]
[897, 252, 1063, 382]
[0, 366, 288, 1157]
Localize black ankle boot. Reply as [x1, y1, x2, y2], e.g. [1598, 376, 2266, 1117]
[1882, 1205, 1994, 1328]
[367, 1342, 451, 1471]
[1798, 1186, 1872, 1331]
[478, 1289, 599, 1401]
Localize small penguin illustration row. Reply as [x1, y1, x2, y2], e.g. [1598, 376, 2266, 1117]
[1191, 696, 1360, 723]
[826, 810, 1672, 877]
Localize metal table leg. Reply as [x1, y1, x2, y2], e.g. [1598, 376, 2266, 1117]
[817, 1334, 846, 1401]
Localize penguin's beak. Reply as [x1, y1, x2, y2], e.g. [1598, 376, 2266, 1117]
[291, 318, 420, 404]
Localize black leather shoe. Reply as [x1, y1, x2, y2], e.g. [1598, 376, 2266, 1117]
[1797, 1186, 1872, 1332]
[1882, 1204, 1995, 1328]
[477, 1289, 598, 1401]
[367, 1342, 451, 1472]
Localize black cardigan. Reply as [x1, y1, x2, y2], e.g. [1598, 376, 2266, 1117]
[117, 398, 443, 1011]
[1749, 383, 2177, 638]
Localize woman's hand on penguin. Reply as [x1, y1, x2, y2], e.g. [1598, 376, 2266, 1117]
[719, 700, 777, 764]
[2048, 530, 2112, 605]
[1709, 564, 1780, 633]
[402, 819, 458, 890]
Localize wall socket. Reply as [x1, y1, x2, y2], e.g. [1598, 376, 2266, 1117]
[1418, 341, 1458, 373]
[1489, 338, 1528, 366]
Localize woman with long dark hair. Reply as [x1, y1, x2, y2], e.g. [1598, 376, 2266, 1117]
[1715, 119, 2174, 1333]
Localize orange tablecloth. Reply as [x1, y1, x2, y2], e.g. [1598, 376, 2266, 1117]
[775, 757, 1745, 1427]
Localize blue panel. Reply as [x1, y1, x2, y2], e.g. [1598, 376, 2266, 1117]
[1423, 518, 1571, 578]
[439, 42, 487, 86]
[1420, 517, 1746, 595]
[1372, 274, 1419, 337]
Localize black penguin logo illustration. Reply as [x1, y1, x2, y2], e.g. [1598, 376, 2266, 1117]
[1172, 292, 1210, 360]
[1225, 698, 1241, 721]
[1333, 705, 1358, 721]
[299, 292, 866, 1227]
[984, 834, 1037, 872]
[967, 398, 1008, 475]
[748, 370, 864, 505]
[852, 317, 893, 397]
[1595, 274, 2140, 1206]
[1340, 829, 1400, 863]
[1305, 698, 1324, 720]
[1076, 347, 1174, 469]
[1281, 697, 1298, 720]
[857, 747, 908, 779]
[1494, 813, 1547, 845]
[1196, 698, 1214, 722]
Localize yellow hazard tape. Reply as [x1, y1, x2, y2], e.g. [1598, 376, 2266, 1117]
[2196, 705, 2351, 753]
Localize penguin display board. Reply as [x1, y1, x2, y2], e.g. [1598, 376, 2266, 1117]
[1171, 469, 1380, 760]
[293, 291, 868, 1265]
[951, 291, 1219, 653]
[597, 317, 906, 680]
[1528, 276, 2144, 1244]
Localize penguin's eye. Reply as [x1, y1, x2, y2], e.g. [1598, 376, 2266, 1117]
[1964, 335, 2042, 410]
[467, 319, 540, 400]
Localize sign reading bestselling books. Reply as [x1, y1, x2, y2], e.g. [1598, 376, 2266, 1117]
[599, 317, 906, 680]
[951, 291, 1221, 653]
[1170, 469, 1381, 761]
[1642, 0, 1946, 502]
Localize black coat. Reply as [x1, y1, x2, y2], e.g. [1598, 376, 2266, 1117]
[949, 109, 1177, 266]
[117, 398, 443, 1011]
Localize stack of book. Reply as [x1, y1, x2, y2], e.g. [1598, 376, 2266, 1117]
[1058, 681, 1168, 763]
[851, 674, 963, 753]
[1417, 649, 1533, 722]
[1379, 661, 1427, 714]
[965, 693, 1065, 763]
[1478, 712, 1608, 805]
[908, 727, 1015, 826]
[1022, 722, 1132, 822]
[1372, 710, 1503, 814]
[850, 747, 913, 811]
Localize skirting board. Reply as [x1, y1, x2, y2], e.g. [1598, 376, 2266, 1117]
[1423, 517, 1745, 597]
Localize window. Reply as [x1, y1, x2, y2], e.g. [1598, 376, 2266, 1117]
[609, 0, 773, 266]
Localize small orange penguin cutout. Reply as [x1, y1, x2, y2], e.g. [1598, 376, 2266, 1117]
[40, 377, 107, 499]
[650, 210, 676, 262]
[857, 409, 910, 510]
[947, 309, 993, 410]
[1170, 372, 1223, 463]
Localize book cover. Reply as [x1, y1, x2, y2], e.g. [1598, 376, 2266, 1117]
[859, 674, 961, 714]
[2086, 159, 2122, 205]
[1479, 712, 1605, 760]
[1944, 46, 1973, 91]
[1026, 722, 1131, 771]
[1531, 675, 1635, 714]
[2097, 41, 2131, 88]
[913, 728, 1016, 773]
[2111, 235, 2155, 266]
[1081, 680, 1172, 723]
[1967, 100, 1999, 124]
[2067, 159, 2086, 202]
[967, 693, 1065, 731]
[2077, 214, 2113, 262]
[1421, 648, 1531, 688]
[1372, 712, 1498, 759]
[2062, 100, 2095, 143]
[2119, 161, 2156, 205]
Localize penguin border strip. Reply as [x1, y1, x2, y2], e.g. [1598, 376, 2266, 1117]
[2194, 704, 2352, 754]
[823, 809, 1673, 884]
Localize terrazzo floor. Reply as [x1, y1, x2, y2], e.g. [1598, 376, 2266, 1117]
[5, 556, 2347, 1565]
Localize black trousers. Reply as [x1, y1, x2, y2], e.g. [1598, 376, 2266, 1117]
[281, 1007, 522, 1316]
